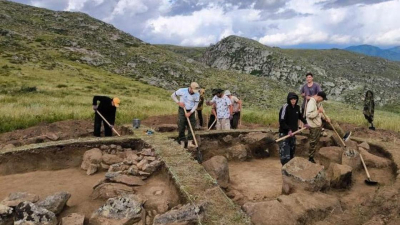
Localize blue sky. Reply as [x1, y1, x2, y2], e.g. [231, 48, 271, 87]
[9, 0, 400, 49]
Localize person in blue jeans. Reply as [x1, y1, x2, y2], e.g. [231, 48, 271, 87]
[278, 92, 309, 165]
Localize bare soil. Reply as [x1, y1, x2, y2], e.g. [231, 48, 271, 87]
[0, 167, 181, 220]
[341, 122, 400, 142]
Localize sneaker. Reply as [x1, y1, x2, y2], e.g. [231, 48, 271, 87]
[369, 126, 376, 131]
[309, 157, 316, 164]
[343, 131, 352, 142]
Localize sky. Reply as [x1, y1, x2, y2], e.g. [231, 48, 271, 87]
[9, 0, 400, 49]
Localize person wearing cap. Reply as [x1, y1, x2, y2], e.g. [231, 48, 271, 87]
[279, 92, 309, 165]
[196, 89, 205, 129]
[92, 96, 120, 137]
[300, 72, 322, 117]
[209, 89, 233, 130]
[171, 82, 201, 147]
[306, 91, 329, 163]
[224, 90, 242, 129]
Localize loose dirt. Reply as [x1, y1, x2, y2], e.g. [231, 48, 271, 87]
[228, 158, 282, 203]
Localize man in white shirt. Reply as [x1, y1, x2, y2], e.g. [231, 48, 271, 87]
[171, 82, 200, 148]
[210, 89, 233, 130]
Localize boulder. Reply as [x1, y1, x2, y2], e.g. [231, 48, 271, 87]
[137, 159, 148, 170]
[153, 203, 204, 225]
[81, 148, 102, 171]
[102, 153, 123, 165]
[243, 200, 296, 225]
[128, 165, 139, 176]
[91, 183, 134, 200]
[142, 160, 162, 174]
[282, 157, 328, 194]
[318, 147, 342, 169]
[359, 148, 391, 168]
[319, 136, 334, 147]
[90, 194, 144, 225]
[358, 142, 370, 151]
[87, 164, 99, 175]
[228, 144, 248, 161]
[155, 124, 178, 132]
[202, 156, 230, 188]
[140, 148, 154, 156]
[221, 135, 234, 144]
[125, 150, 139, 162]
[342, 150, 361, 170]
[14, 201, 57, 225]
[327, 163, 352, 189]
[61, 213, 85, 225]
[105, 172, 145, 186]
[0, 204, 13, 225]
[1, 192, 39, 207]
[37, 191, 71, 214]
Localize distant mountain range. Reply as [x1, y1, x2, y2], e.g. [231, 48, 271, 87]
[344, 45, 400, 61]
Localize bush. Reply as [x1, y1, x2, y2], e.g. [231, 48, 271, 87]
[19, 86, 37, 93]
[56, 84, 68, 88]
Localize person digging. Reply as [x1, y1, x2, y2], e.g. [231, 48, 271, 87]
[171, 82, 201, 148]
[305, 91, 329, 163]
[92, 96, 120, 137]
[279, 92, 309, 165]
[207, 89, 218, 130]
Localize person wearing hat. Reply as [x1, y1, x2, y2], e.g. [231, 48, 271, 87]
[171, 82, 201, 147]
[209, 89, 233, 130]
[306, 91, 329, 163]
[92, 96, 120, 137]
[279, 92, 309, 165]
[224, 90, 242, 129]
[196, 89, 206, 129]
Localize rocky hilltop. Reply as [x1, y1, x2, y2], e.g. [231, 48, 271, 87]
[201, 35, 400, 106]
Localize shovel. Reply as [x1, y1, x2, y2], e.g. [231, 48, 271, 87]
[360, 152, 378, 185]
[95, 110, 121, 137]
[184, 108, 202, 163]
[322, 112, 353, 155]
[208, 119, 217, 131]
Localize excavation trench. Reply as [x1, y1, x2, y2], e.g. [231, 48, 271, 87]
[194, 130, 397, 225]
[0, 138, 184, 224]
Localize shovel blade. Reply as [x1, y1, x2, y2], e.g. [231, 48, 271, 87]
[365, 179, 378, 186]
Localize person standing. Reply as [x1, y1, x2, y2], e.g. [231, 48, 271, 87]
[279, 92, 309, 165]
[171, 82, 201, 147]
[92, 96, 120, 137]
[306, 91, 330, 163]
[363, 90, 375, 130]
[207, 89, 218, 130]
[210, 89, 232, 130]
[224, 90, 242, 129]
[300, 72, 322, 116]
[196, 89, 205, 129]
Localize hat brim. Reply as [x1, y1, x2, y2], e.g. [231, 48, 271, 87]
[192, 89, 199, 93]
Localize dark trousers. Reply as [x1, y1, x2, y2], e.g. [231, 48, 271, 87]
[208, 114, 216, 129]
[230, 112, 240, 129]
[178, 107, 196, 142]
[197, 110, 203, 127]
[94, 112, 113, 137]
[279, 133, 296, 165]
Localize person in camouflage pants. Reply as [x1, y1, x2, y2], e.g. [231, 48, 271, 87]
[363, 90, 375, 130]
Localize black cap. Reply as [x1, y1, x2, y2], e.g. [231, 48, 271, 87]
[211, 89, 218, 95]
[215, 88, 224, 94]
[317, 91, 327, 100]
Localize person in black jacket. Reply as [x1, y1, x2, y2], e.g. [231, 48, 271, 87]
[278, 92, 309, 165]
[92, 96, 120, 137]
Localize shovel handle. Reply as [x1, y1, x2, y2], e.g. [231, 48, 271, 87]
[183, 108, 198, 147]
[359, 152, 372, 179]
[322, 112, 346, 147]
[208, 119, 217, 131]
[275, 128, 307, 142]
[95, 110, 121, 137]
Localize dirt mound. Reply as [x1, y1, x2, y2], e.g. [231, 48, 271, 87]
[340, 123, 400, 142]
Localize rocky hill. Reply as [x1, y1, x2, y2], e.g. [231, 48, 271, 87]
[345, 45, 400, 61]
[201, 36, 400, 106]
[0, 0, 290, 109]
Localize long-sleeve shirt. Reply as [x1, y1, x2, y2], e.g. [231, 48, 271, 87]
[306, 97, 326, 128]
[93, 96, 116, 124]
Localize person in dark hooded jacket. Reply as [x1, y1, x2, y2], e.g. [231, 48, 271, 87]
[363, 90, 375, 130]
[278, 92, 309, 165]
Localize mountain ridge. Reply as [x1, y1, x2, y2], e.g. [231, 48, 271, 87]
[345, 44, 400, 61]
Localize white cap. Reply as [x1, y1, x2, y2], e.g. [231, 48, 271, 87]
[224, 90, 231, 96]
[190, 82, 200, 93]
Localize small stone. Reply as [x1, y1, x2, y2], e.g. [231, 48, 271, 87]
[110, 144, 117, 149]
[91, 183, 134, 200]
[1, 192, 39, 207]
[37, 192, 71, 214]
[105, 172, 145, 186]
[128, 165, 139, 176]
[154, 190, 163, 196]
[102, 153, 124, 165]
[100, 145, 109, 151]
[87, 164, 99, 175]
[145, 156, 156, 161]
[140, 148, 153, 156]
[137, 159, 148, 170]
[108, 163, 129, 173]
[45, 132, 59, 141]
[2, 144, 15, 150]
[358, 141, 370, 151]
[116, 145, 123, 151]
[100, 162, 110, 170]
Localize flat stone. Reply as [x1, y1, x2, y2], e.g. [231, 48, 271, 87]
[91, 183, 134, 200]
[282, 157, 328, 194]
[327, 163, 352, 189]
[14, 201, 57, 225]
[137, 159, 148, 170]
[153, 203, 204, 225]
[140, 148, 154, 156]
[61, 213, 85, 225]
[105, 172, 145, 186]
[108, 163, 129, 173]
[45, 132, 59, 141]
[126, 150, 139, 162]
[87, 164, 99, 175]
[37, 191, 71, 214]
[143, 160, 162, 174]
[100, 145, 109, 151]
[358, 141, 370, 151]
[1, 192, 39, 207]
[202, 156, 230, 188]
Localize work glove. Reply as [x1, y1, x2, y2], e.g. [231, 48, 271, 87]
[304, 124, 310, 129]
[93, 105, 98, 111]
[288, 130, 293, 137]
